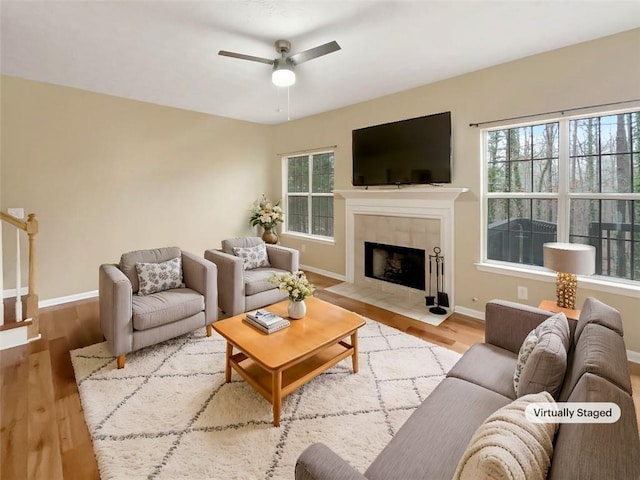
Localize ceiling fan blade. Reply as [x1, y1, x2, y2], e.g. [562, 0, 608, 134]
[289, 41, 341, 65]
[218, 50, 274, 66]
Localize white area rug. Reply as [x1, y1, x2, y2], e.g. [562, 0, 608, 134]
[71, 320, 460, 479]
[325, 283, 452, 326]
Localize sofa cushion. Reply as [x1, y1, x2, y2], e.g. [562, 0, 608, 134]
[549, 373, 640, 480]
[574, 296, 623, 342]
[558, 323, 633, 400]
[454, 391, 558, 480]
[232, 244, 271, 270]
[221, 237, 263, 255]
[132, 287, 204, 330]
[513, 330, 538, 395]
[136, 257, 184, 295]
[244, 268, 285, 296]
[120, 246, 181, 293]
[365, 378, 512, 480]
[447, 343, 517, 399]
[517, 312, 569, 398]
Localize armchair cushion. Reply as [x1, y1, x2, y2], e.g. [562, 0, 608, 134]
[221, 236, 263, 255]
[132, 287, 204, 331]
[244, 267, 286, 296]
[135, 256, 184, 295]
[232, 244, 271, 270]
[120, 246, 181, 293]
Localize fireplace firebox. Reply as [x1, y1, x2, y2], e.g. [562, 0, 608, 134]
[364, 242, 425, 290]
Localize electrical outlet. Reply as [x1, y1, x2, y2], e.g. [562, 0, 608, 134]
[8, 207, 24, 219]
[517, 286, 528, 300]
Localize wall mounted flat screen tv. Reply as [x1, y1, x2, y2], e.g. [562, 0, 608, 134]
[352, 111, 451, 186]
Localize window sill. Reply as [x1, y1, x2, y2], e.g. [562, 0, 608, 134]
[280, 231, 336, 246]
[475, 261, 640, 299]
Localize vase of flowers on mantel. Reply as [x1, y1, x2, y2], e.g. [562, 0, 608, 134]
[270, 270, 315, 319]
[249, 194, 284, 244]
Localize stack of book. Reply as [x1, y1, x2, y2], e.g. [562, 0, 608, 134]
[245, 309, 290, 334]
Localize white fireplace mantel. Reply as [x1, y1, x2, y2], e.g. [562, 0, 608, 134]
[335, 187, 468, 309]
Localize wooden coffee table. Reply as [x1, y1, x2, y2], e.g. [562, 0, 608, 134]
[212, 296, 366, 426]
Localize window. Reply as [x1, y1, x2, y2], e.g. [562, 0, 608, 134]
[484, 110, 640, 282]
[284, 151, 334, 239]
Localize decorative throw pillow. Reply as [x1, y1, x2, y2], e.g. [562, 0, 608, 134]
[517, 312, 570, 398]
[232, 244, 270, 270]
[453, 391, 559, 480]
[513, 330, 538, 394]
[135, 256, 184, 296]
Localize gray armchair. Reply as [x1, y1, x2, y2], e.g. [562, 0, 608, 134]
[205, 237, 299, 316]
[99, 247, 217, 369]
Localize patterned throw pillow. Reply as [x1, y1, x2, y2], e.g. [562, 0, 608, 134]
[135, 256, 184, 296]
[513, 330, 538, 394]
[232, 244, 270, 270]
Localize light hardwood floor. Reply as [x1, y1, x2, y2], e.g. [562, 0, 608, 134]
[1, 272, 639, 479]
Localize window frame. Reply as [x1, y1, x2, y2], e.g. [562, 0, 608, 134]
[479, 107, 640, 297]
[281, 149, 335, 244]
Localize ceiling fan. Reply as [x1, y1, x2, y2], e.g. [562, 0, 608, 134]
[219, 39, 341, 87]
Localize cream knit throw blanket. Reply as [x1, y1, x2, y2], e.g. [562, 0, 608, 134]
[453, 391, 558, 480]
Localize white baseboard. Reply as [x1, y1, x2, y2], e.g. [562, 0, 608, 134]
[300, 264, 346, 282]
[627, 349, 640, 365]
[0, 325, 28, 350]
[454, 305, 485, 321]
[3, 287, 29, 299]
[39, 290, 98, 308]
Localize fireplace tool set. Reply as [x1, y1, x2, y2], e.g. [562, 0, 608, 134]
[425, 247, 449, 315]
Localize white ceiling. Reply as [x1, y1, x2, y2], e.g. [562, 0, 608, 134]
[2, 1, 639, 125]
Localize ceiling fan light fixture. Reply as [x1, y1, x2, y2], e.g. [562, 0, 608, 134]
[272, 61, 296, 87]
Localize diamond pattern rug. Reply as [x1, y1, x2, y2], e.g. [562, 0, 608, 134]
[71, 319, 461, 479]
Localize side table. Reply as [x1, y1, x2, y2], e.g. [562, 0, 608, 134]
[538, 299, 580, 321]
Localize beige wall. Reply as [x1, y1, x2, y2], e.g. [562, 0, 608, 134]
[1, 76, 274, 299]
[273, 28, 640, 352]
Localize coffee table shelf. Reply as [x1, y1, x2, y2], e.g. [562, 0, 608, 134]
[213, 297, 365, 426]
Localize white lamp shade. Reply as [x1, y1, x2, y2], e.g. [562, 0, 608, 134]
[272, 67, 295, 87]
[543, 242, 596, 276]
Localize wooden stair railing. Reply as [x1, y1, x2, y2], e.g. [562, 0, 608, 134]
[0, 212, 39, 340]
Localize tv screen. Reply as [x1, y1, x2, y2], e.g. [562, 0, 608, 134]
[352, 111, 451, 186]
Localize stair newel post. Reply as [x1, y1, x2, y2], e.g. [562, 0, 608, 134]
[25, 213, 39, 338]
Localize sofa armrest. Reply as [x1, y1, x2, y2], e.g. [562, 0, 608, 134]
[99, 264, 133, 356]
[204, 249, 244, 316]
[182, 251, 218, 324]
[266, 244, 300, 272]
[485, 299, 556, 354]
[295, 443, 368, 480]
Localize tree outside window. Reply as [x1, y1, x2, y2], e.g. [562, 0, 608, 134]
[485, 110, 640, 282]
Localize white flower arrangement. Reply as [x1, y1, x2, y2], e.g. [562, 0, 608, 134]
[249, 194, 284, 230]
[270, 270, 315, 302]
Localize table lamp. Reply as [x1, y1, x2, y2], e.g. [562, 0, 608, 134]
[543, 242, 596, 309]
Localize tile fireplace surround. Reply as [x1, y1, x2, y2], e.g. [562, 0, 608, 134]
[335, 187, 468, 324]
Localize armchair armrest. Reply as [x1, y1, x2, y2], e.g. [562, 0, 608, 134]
[295, 443, 368, 480]
[182, 251, 218, 324]
[266, 244, 300, 272]
[204, 249, 244, 316]
[99, 264, 133, 356]
[485, 300, 556, 354]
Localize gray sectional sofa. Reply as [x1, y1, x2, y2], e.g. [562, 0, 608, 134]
[296, 297, 640, 480]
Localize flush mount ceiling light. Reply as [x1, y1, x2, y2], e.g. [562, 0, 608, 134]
[219, 39, 340, 88]
[271, 58, 296, 87]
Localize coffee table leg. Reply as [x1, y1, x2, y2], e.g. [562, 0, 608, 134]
[351, 332, 359, 373]
[272, 370, 282, 427]
[225, 342, 232, 383]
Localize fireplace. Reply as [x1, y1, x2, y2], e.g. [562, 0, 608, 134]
[364, 242, 426, 290]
